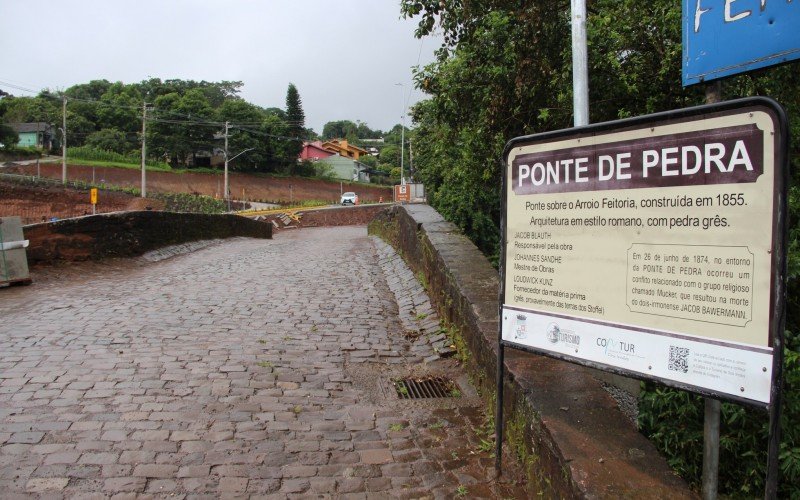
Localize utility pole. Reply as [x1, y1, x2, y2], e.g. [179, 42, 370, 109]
[141, 102, 147, 198]
[408, 139, 414, 183]
[61, 96, 67, 184]
[571, 0, 589, 127]
[395, 83, 405, 185]
[224, 121, 230, 206]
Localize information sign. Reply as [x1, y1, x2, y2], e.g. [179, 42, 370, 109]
[394, 184, 410, 203]
[90, 188, 98, 205]
[500, 98, 787, 406]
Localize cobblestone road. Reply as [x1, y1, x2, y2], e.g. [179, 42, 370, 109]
[0, 227, 526, 498]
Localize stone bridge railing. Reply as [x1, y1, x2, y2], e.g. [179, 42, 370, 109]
[369, 204, 694, 498]
[23, 211, 271, 266]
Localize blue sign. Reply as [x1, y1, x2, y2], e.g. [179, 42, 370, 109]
[683, 0, 800, 86]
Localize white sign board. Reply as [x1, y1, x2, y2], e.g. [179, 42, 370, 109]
[501, 99, 787, 406]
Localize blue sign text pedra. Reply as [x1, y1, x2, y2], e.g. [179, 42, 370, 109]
[683, 0, 800, 86]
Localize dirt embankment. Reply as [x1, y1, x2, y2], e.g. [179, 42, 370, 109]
[6, 163, 393, 204]
[0, 180, 164, 224]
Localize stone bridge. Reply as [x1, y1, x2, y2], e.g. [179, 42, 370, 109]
[0, 205, 694, 498]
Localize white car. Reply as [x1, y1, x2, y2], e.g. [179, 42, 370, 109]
[341, 192, 358, 205]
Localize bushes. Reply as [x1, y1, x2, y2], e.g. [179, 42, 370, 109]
[68, 145, 170, 170]
[150, 192, 226, 214]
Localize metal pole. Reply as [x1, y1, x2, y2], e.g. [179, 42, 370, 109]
[141, 102, 147, 198]
[703, 398, 721, 500]
[570, 0, 589, 127]
[765, 299, 786, 499]
[408, 139, 414, 183]
[61, 96, 67, 184]
[702, 80, 722, 500]
[224, 121, 229, 205]
[395, 83, 405, 184]
[36, 158, 40, 179]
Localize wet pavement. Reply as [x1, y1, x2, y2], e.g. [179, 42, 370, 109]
[0, 227, 527, 498]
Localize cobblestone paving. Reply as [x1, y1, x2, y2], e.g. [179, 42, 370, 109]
[372, 239, 455, 362]
[0, 227, 527, 498]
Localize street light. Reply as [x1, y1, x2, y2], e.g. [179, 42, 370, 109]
[224, 146, 254, 211]
[395, 83, 405, 185]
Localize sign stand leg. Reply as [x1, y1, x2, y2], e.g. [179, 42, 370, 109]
[765, 333, 785, 499]
[702, 398, 721, 499]
[495, 342, 505, 474]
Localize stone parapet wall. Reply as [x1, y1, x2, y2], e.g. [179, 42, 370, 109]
[23, 211, 271, 266]
[369, 204, 694, 498]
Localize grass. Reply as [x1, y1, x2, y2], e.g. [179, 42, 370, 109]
[389, 423, 406, 432]
[428, 420, 446, 430]
[394, 381, 409, 397]
[256, 361, 273, 368]
[455, 485, 468, 497]
[60, 158, 172, 171]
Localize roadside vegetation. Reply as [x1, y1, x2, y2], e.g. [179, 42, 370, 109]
[0, 79, 409, 184]
[67, 145, 171, 170]
[402, 0, 799, 496]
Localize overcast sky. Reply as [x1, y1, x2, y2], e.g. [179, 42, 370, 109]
[0, 1, 441, 134]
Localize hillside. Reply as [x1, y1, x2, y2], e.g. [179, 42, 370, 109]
[5, 162, 393, 205]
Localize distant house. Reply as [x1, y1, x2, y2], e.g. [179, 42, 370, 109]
[320, 139, 368, 160]
[300, 141, 335, 161]
[7, 122, 57, 150]
[319, 154, 370, 183]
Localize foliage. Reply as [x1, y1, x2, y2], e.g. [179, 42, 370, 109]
[0, 78, 315, 175]
[68, 145, 169, 170]
[0, 123, 19, 147]
[85, 128, 133, 154]
[321, 119, 383, 143]
[284, 83, 306, 173]
[151, 192, 226, 214]
[403, 0, 800, 494]
[358, 154, 378, 168]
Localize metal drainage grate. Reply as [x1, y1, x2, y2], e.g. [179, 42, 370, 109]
[392, 377, 458, 399]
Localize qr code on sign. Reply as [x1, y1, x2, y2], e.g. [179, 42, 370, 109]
[668, 346, 690, 373]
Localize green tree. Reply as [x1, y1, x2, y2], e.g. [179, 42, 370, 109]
[358, 154, 378, 168]
[322, 120, 358, 140]
[379, 144, 400, 167]
[0, 94, 59, 124]
[85, 128, 130, 154]
[0, 123, 19, 147]
[96, 82, 142, 132]
[284, 83, 306, 171]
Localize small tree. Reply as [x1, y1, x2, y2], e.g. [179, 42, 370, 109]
[85, 128, 131, 154]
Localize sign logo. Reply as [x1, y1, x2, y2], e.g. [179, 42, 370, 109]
[513, 314, 528, 340]
[596, 337, 642, 362]
[546, 322, 581, 349]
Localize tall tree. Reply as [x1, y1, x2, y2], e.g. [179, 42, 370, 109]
[284, 83, 305, 169]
